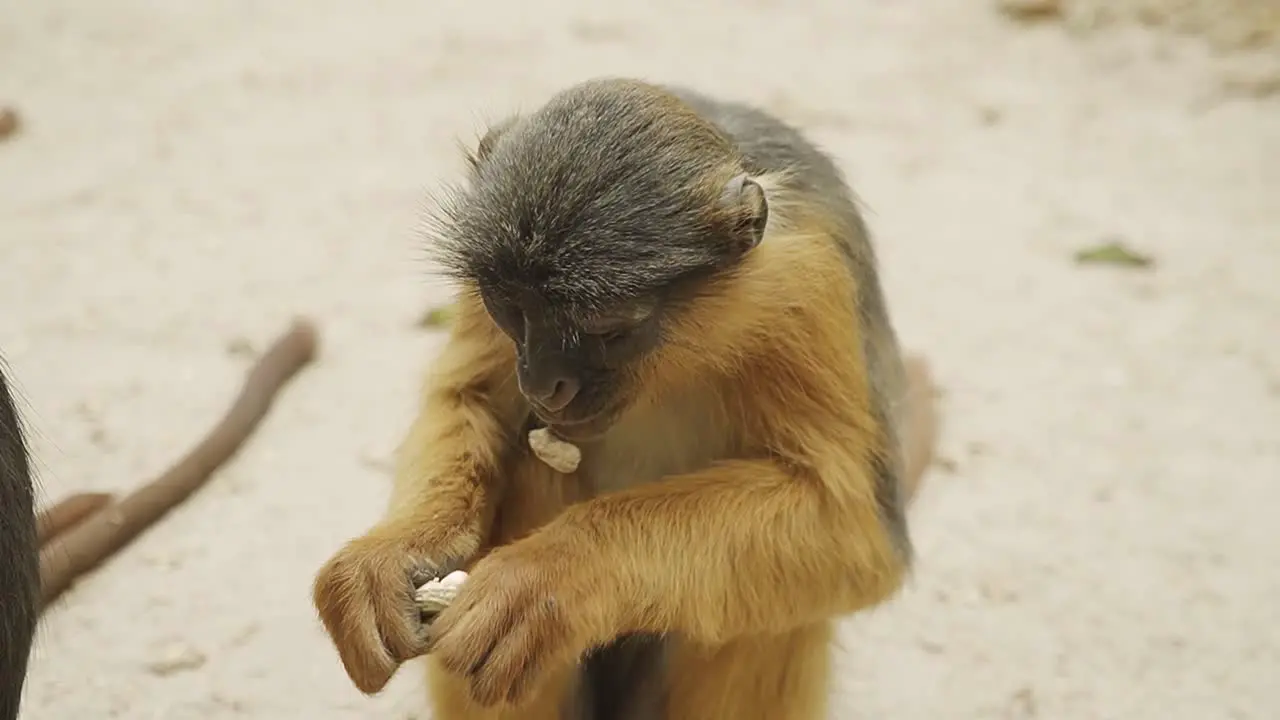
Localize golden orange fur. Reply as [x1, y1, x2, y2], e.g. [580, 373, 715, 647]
[312, 171, 940, 718]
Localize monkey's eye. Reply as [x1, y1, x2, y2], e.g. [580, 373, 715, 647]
[479, 292, 524, 341]
[599, 329, 629, 345]
[583, 325, 629, 350]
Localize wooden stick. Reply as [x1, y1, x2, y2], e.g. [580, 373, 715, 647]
[38, 319, 319, 609]
[36, 492, 114, 547]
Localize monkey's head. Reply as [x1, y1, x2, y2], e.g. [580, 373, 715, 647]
[429, 78, 772, 441]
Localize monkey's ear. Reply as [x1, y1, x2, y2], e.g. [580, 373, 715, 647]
[718, 172, 769, 255]
[464, 115, 520, 174]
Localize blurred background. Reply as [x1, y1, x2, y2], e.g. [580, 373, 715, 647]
[2, 0, 1278, 717]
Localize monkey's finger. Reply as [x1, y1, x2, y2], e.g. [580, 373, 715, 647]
[408, 553, 464, 588]
[373, 582, 430, 662]
[430, 599, 517, 679]
[425, 573, 495, 641]
[313, 565, 399, 693]
[470, 591, 561, 707]
[482, 616, 553, 707]
[338, 648, 397, 695]
[331, 612, 399, 694]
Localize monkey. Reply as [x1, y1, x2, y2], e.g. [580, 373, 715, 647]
[312, 77, 940, 720]
[0, 359, 40, 720]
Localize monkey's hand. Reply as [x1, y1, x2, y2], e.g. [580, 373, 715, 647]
[312, 516, 483, 695]
[425, 528, 613, 707]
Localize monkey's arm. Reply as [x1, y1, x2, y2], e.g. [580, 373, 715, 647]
[312, 293, 526, 695]
[378, 292, 525, 554]
[543, 427, 905, 646]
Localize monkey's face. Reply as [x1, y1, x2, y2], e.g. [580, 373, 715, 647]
[429, 80, 777, 439]
[479, 290, 662, 441]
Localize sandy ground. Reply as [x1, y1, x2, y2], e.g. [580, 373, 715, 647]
[3, 0, 1279, 718]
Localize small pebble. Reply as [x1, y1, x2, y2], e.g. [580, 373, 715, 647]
[0, 106, 19, 141]
[145, 642, 206, 676]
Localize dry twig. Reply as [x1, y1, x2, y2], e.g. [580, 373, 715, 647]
[35, 492, 114, 546]
[38, 319, 319, 608]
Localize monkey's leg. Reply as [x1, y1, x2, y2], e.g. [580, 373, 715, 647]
[424, 450, 589, 719]
[665, 622, 835, 720]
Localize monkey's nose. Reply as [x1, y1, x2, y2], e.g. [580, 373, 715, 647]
[534, 377, 580, 413]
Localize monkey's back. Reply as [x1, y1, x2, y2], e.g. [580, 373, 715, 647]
[667, 85, 913, 552]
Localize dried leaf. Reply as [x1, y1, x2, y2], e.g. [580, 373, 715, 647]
[416, 305, 455, 329]
[225, 336, 256, 358]
[1073, 241, 1154, 269]
[995, 0, 1062, 23]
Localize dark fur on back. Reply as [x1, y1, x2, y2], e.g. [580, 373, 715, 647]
[0, 361, 39, 720]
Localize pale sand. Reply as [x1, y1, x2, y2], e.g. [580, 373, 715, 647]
[3, 1, 1278, 718]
